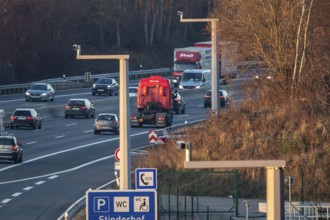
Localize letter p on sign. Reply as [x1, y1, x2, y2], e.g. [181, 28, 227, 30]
[94, 197, 110, 212]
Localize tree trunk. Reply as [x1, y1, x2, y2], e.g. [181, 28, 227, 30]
[144, 0, 149, 44]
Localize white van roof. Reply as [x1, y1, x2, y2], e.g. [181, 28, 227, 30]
[183, 69, 211, 73]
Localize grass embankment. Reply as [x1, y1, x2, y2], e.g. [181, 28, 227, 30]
[133, 77, 330, 201]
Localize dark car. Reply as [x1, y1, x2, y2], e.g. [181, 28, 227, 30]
[94, 113, 119, 135]
[92, 77, 119, 96]
[25, 83, 55, 102]
[0, 134, 23, 163]
[10, 108, 42, 130]
[204, 89, 230, 108]
[65, 98, 95, 118]
[172, 90, 186, 114]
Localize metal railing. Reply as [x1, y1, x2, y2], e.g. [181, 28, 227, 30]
[0, 68, 171, 95]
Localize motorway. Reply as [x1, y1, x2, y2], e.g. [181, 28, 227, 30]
[0, 84, 237, 219]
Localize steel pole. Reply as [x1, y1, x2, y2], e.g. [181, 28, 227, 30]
[211, 20, 219, 111]
[119, 58, 131, 190]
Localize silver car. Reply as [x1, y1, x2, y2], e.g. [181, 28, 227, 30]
[94, 113, 119, 135]
[0, 134, 23, 163]
[25, 83, 55, 102]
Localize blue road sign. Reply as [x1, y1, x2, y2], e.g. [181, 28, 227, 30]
[86, 190, 157, 220]
[135, 168, 157, 190]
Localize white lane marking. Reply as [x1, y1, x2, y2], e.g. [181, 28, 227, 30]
[0, 145, 152, 185]
[177, 114, 189, 118]
[35, 181, 45, 185]
[0, 92, 90, 104]
[12, 192, 22, 197]
[1, 199, 11, 204]
[66, 123, 77, 126]
[26, 141, 37, 145]
[84, 130, 93, 133]
[23, 186, 33, 191]
[48, 175, 58, 180]
[0, 119, 205, 175]
[54, 135, 65, 139]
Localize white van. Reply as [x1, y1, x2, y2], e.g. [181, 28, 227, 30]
[178, 69, 211, 89]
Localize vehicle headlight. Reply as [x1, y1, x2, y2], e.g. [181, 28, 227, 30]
[41, 93, 47, 96]
[93, 84, 96, 88]
[25, 92, 30, 95]
[196, 85, 201, 89]
[107, 85, 111, 88]
[178, 85, 183, 89]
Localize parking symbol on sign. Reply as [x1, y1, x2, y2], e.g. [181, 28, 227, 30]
[94, 196, 110, 213]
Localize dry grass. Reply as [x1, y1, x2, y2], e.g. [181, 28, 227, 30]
[133, 70, 330, 201]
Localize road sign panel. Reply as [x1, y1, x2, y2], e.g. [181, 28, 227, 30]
[135, 168, 157, 189]
[114, 162, 120, 170]
[115, 148, 120, 161]
[86, 190, 157, 220]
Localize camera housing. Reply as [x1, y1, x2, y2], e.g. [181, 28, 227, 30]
[176, 140, 186, 149]
[73, 44, 80, 51]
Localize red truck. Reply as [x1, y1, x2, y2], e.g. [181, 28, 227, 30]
[171, 41, 237, 86]
[130, 76, 173, 128]
[171, 46, 211, 87]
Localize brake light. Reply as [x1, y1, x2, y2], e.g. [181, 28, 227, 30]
[81, 106, 87, 109]
[158, 117, 165, 121]
[204, 95, 210, 99]
[219, 96, 225, 99]
[11, 116, 16, 120]
[12, 145, 18, 152]
[113, 121, 118, 124]
[174, 98, 179, 102]
[27, 116, 34, 120]
[65, 106, 70, 109]
[130, 116, 137, 120]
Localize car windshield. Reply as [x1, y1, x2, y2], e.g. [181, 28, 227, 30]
[14, 110, 31, 116]
[0, 138, 15, 145]
[97, 78, 111, 84]
[97, 115, 115, 121]
[182, 73, 202, 82]
[68, 101, 85, 106]
[31, 84, 47, 90]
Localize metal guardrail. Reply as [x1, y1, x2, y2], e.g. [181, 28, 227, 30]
[0, 68, 171, 95]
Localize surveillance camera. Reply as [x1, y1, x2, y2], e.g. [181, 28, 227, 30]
[73, 44, 80, 51]
[177, 11, 183, 16]
[176, 140, 186, 149]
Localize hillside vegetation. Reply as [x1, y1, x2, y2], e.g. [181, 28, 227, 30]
[134, 70, 329, 201]
[134, 0, 330, 201]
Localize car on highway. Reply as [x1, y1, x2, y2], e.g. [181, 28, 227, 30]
[92, 77, 119, 96]
[129, 87, 138, 97]
[172, 90, 186, 114]
[65, 98, 95, 118]
[93, 113, 119, 135]
[10, 108, 42, 130]
[0, 109, 7, 134]
[0, 134, 23, 163]
[25, 83, 55, 102]
[204, 89, 231, 108]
